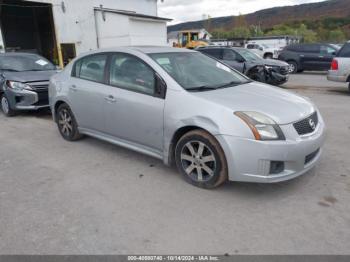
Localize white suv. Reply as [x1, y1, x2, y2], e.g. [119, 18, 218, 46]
[327, 42, 350, 92]
[246, 43, 279, 59]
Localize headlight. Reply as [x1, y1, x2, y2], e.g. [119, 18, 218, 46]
[235, 111, 285, 141]
[265, 65, 278, 71]
[6, 81, 33, 91]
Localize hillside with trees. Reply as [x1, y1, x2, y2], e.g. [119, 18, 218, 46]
[168, 0, 350, 43]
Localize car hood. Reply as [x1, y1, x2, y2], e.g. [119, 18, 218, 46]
[264, 59, 289, 67]
[1, 70, 57, 83]
[246, 58, 288, 68]
[193, 82, 315, 124]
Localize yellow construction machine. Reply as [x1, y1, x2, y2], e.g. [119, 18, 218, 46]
[175, 30, 210, 49]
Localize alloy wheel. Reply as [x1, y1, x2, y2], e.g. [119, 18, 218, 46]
[58, 109, 73, 137]
[288, 63, 296, 73]
[180, 141, 216, 182]
[1, 96, 9, 114]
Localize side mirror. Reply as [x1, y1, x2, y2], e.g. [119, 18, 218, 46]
[236, 56, 246, 63]
[155, 73, 167, 99]
[259, 47, 263, 51]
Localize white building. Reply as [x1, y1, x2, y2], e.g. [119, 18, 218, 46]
[0, 0, 171, 66]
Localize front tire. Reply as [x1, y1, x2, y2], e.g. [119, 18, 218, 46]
[175, 130, 228, 189]
[287, 61, 298, 74]
[56, 103, 83, 141]
[1, 94, 16, 117]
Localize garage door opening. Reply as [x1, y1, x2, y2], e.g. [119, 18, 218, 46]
[0, 0, 58, 64]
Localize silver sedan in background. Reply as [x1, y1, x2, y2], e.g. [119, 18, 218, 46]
[49, 47, 325, 189]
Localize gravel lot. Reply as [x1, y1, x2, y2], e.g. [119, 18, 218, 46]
[0, 73, 349, 255]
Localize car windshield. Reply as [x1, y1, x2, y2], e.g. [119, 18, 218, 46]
[0, 54, 55, 72]
[149, 52, 250, 91]
[235, 49, 262, 61]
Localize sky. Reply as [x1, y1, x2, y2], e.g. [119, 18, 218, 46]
[158, 0, 328, 25]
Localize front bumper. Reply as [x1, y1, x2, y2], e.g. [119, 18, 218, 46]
[216, 116, 326, 183]
[5, 89, 49, 110]
[267, 71, 289, 85]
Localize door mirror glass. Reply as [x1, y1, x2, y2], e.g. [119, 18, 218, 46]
[236, 56, 246, 63]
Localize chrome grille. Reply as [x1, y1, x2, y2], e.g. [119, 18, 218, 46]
[293, 112, 318, 135]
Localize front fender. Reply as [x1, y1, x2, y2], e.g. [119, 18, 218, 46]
[163, 116, 221, 165]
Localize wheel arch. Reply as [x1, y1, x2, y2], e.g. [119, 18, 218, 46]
[166, 125, 219, 167]
[264, 52, 273, 58]
[53, 100, 69, 122]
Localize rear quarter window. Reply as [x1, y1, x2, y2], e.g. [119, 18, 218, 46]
[285, 45, 300, 52]
[337, 44, 350, 58]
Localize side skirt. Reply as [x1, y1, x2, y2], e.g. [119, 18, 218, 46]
[78, 127, 164, 161]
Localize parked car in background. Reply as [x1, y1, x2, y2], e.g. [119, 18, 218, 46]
[327, 41, 350, 92]
[49, 47, 325, 189]
[278, 43, 339, 73]
[245, 43, 278, 59]
[0, 53, 58, 116]
[198, 46, 290, 85]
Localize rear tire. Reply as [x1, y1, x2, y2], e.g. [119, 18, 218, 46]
[287, 61, 298, 74]
[175, 130, 228, 189]
[348, 82, 350, 93]
[1, 94, 16, 117]
[56, 103, 83, 141]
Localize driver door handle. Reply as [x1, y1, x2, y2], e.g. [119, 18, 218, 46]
[105, 95, 117, 103]
[69, 85, 78, 92]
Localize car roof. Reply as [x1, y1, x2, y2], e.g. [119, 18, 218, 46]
[197, 46, 245, 51]
[0, 52, 43, 58]
[85, 46, 196, 55]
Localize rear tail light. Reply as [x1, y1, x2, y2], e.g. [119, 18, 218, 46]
[331, 59, 338, 70]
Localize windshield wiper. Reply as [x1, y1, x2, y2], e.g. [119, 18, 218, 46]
[186, 85, 218, 92]
[0, 69, 19, 72]
[214, 81, 245, 89]
[22, 69, 49, 72]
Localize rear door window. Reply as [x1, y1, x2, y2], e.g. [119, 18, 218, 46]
[337, 44, 350, 58]
[74, 54, 108, 83]
[200, 49, 223, 59]
[286, 45, 300, 52]
[223, 49, 238, 61]
[320, 45, 336, 55]
[302, 44, 320, 53]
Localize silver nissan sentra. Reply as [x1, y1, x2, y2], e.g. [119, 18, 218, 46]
[49, 46, 325, 189]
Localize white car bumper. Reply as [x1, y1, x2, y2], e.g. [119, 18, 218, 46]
[216, 116, 326, 183]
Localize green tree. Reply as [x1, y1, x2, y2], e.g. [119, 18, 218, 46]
[328, 29, 346, 43]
